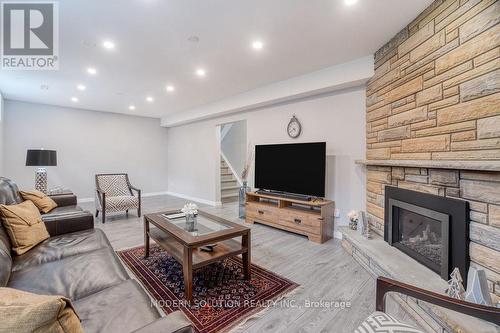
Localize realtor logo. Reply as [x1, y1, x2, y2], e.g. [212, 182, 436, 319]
[1, 1, 59, 70]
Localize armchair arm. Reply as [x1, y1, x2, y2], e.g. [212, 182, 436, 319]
[376, 276, 500, 325]
[131, 311, 193, 333]
[49, 194, 77, 207]
[129, 184, 141, 195]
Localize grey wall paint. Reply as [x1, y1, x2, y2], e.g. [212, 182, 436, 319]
[221, 120, 246, 181]
[3, 100, 168, 199]
[167, 87, 366, 226]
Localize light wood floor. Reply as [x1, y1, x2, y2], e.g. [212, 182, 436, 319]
[82, 195, 376, 332]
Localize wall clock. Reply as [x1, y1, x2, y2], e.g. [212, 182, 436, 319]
[287, 115, 302, 138]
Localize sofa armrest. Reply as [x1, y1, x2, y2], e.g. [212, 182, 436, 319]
[49, 194, 77, 207]
[131, 311, 194, 333]
[42, 212, 94, 237]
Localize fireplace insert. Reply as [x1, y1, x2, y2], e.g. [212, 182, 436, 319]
[384, 186, 469, 282]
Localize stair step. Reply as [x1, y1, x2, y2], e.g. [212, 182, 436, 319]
[221, 178, 237, 183]
[221, 193, 239, 199]
[221, 185, 239, 190]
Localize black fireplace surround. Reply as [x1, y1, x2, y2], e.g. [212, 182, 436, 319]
[384, 186, 469, 282]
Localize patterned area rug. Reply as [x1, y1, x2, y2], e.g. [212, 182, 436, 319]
[117, 244, 299, 333]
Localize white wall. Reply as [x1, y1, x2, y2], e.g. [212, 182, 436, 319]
[221, 120, 246, 182]
[167, 86, 366, 226]
[3, 100, 169, 199]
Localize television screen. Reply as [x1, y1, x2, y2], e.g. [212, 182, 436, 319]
[254, 142, 326, 197]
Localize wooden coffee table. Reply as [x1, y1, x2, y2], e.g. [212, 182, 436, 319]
[144, 210, 251, 302]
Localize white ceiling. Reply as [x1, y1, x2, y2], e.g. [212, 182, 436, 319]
[0, 0, 433, 119]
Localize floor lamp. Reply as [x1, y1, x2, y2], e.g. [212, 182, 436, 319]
[26, 149, 57, 193]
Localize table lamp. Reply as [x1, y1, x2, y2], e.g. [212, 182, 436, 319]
[26, 149, 57, 193]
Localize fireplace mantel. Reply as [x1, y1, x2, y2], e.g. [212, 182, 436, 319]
[355, 160, 500, 172]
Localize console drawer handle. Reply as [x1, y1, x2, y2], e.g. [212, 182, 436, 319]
[258, 210, 264, 214]
[294, 218, 301, 224]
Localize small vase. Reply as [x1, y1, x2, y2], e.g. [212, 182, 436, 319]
[238, 181, 250, 218]
[349, 219, 358, 230]
[185, 212, 197, 232]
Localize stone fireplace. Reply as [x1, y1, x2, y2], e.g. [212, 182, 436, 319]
[350, 1, 500, 331]
[384, 186, 469, 281]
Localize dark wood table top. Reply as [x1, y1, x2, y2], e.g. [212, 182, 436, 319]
[144, 209, 250, 247]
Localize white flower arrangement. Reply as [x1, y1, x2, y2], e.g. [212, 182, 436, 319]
[347, 210, 359, 222]
[181, 202, 198, 215]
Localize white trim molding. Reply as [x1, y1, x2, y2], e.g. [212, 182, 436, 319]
[166, 191, 222, 207]
[161, 56, 373, 127]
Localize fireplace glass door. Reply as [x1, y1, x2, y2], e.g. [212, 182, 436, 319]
[388, 199, 450, 279]
[399, 209, 442, 267]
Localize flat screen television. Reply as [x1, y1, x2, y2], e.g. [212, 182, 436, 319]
[254, 142, 326, 197]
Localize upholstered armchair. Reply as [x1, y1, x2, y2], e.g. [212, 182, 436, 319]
[95, 173, 141, 223]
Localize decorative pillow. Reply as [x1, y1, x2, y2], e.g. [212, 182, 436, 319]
[0, 287, 83, 333]
[355, 311, 423, 333]
[19, 190, 58, 214]
[0, 200, 50, 255]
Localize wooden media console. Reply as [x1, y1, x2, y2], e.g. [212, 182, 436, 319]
[245, 192, 335, 243]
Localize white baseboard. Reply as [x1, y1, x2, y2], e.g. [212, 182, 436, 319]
[143, 191, 170, 197]
[165, 191, 220, 207]
[77, 191, 170, 204]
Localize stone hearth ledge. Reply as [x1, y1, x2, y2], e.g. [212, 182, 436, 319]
[340, 227, 498, 333]
[355, 160, 500, 172]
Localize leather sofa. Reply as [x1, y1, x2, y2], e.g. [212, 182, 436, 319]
[0, 177, 193, 333]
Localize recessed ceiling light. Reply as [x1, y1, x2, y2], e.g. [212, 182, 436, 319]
[76, 84, 86, 91]
[146, 96, 154, 103]
[344, 0, 358, 6]
[252, 40, 264, 50]
[102, 40, 115, 50]
[87, 67, 97, 75]
[166, 85, 175, 92]
[71, 97, 79, 102]
[196, 68, 206, 77]
[128, 105, 136, 111]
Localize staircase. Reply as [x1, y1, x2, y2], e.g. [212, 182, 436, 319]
[220, 158, 239, 203]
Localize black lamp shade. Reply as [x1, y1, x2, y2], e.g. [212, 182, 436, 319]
[26, 149, 57, 166]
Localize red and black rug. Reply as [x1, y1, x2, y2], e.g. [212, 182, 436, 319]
[117, 244, 299, 333]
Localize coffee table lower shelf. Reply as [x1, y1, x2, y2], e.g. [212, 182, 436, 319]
[148, 228, 248, 270]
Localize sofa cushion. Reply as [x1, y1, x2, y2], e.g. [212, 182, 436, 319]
[131, 312, 194, 333]
[12, 229, 110, 272]
[20, 190, 58, 214]
[0, 226, 12, 287]
[0, 287, 83, 333]
[0, 177, 23, 205]
[355, 311, 423, 333]
[8, 247, 128, 300]
[0, 200, 50, 255]
[74, 279, 160, 333]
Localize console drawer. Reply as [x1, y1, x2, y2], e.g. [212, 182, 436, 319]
[247, 204, 278, 222]
[279, 212, 321, 235]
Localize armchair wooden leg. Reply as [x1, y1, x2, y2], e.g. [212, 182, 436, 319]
[126, 210, 129, 216]
[95, 210, 99, 218]
[102, 211, 106, 224]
